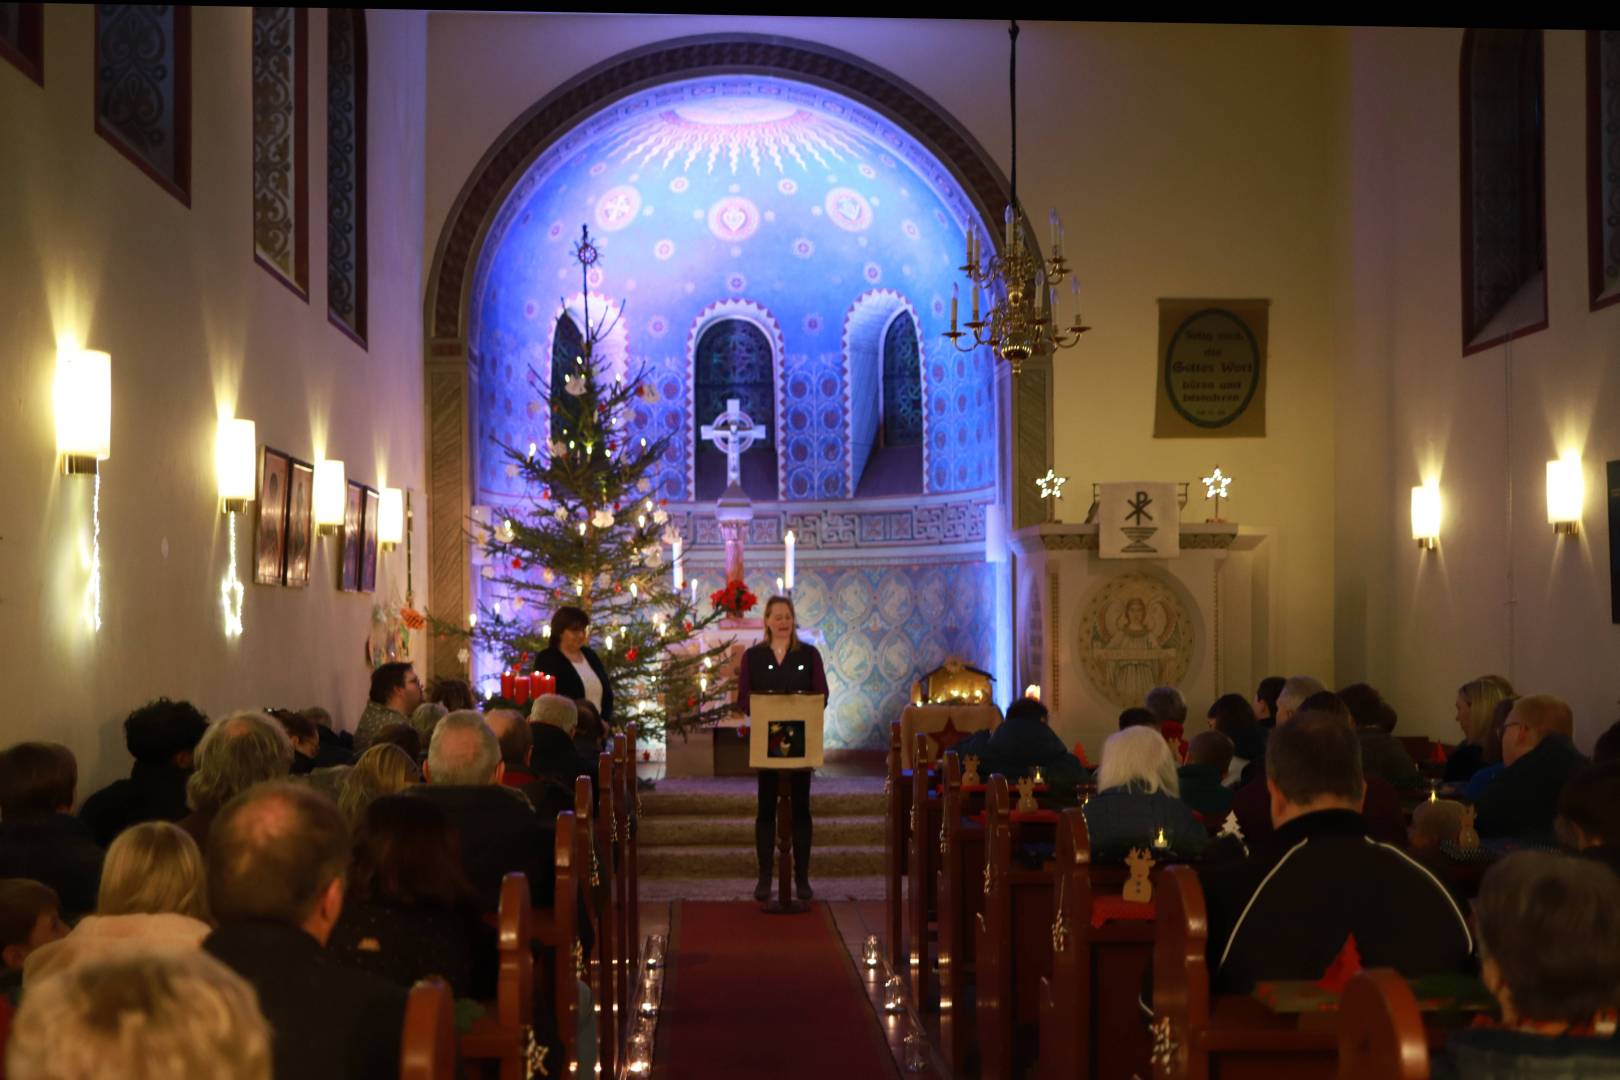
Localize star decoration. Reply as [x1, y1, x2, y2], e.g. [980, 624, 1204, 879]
[1036, 468, 1068, 500]
[1202, 467, 1232, 500]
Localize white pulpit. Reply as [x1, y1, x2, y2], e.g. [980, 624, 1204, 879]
[1010, 522, 1271, 759]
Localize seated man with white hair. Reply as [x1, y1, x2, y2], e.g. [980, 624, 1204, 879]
[412, 710, 556, 911]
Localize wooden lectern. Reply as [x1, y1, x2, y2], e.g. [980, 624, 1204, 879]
[749, 693, 825, 914]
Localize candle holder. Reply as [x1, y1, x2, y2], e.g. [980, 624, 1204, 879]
[883, 974, 906, 1014]
[861, 934, 882, 971]
[903, 1021, 929, 1073]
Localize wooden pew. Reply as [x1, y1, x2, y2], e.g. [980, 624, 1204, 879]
[400, 977, 457, 1080]
[551, 808, 586, 1075]
[616, 724, 641, 1015]
[1038, 808, 1155, 1080]
[459, 873, 538, 1080]
[885, 720, 907, 975]
[974, 774, 1059, 1080]
[1151, 865, 1337, 1080]
[1337, 970, 1429, 1080]
[935, 750, 991, 1072]
[906, 731, 942, 1006]
[583, 769, 618, 1078]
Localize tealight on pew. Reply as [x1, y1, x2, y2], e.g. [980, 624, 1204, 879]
[974, 774, 1060, 1080]
[1037, 807, 1156, 1080]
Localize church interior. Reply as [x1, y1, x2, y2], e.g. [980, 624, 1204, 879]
[2, 11, 1619, 1080]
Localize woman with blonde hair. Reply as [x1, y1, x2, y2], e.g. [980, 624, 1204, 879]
[1083, 725, 1208, 860]
[23, 821, 212, 985]
[337, 743, 420, 826]
[1445, 674, 1515, 783]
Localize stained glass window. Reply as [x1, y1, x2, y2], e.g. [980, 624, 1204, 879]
[694, 319, 777, 501]
[1461, 29, 1546, 353]
[95, 5, 190, 202]
[253, 7, 307, 296]
[327, 7, 367, 345]
[550, 313, 585, 445]
[881, 311, 923, 448]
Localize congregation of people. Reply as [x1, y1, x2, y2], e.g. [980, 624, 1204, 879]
[0, 609, 622, 1079]
[946, 671, 1620, 1076]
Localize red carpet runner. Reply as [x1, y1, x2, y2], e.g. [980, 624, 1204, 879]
[656, 901, 899, 1079]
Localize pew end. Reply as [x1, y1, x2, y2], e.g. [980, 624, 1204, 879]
[1338, 969, 1429, 1080]
[401, 977, 457, 1080]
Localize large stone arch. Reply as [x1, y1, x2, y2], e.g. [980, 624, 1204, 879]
[423, 32, 1052, 677]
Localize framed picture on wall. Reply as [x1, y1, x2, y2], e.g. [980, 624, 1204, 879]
[339, 481, 364, 592]
[360, 486, 380, 593]
[283, 458, 314, 588]
[254, 447, 291, 586]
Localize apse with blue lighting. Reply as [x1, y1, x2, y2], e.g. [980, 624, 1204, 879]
[468, 76, 1010, 749]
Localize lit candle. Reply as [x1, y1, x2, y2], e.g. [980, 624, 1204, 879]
[501, 671, 516, 699]
[1153, 827, 1169, 850]
[784, 529, 796, 591]
[950, 282, 959, 331]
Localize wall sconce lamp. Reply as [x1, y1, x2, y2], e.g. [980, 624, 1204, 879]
[1410, 481, 1441, 550]
[55, 347, 111, 476]
[215, 418, 255, 637]
[378, 487, 404, 549]
[56, 346, 111, 632]
[314, 459, 346, 533]
[1546, 454, 1584, 536]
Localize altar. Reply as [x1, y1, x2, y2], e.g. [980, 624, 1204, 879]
[1010, 520, 1271, 758]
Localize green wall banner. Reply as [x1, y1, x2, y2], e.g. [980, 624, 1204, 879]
[1154, 299, 1269, 438]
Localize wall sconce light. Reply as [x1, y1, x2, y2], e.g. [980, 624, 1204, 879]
[314, 459, 346, 531]
[1410, 481, 1441, 550]
[55, 347, 111, 476]
[378, 487, 404, 548]
[215, 418, 256, 638]
[1546, 454, 1584, 536]
[216, 418, 257, 514]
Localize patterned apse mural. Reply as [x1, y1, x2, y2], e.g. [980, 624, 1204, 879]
[468, 76, 1007, 747]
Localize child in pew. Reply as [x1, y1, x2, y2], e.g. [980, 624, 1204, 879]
[1431, 850, 1620, 1079]
[0, 880, 68, 1005]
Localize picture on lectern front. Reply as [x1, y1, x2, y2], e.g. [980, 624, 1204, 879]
[767, 721, 805, 759]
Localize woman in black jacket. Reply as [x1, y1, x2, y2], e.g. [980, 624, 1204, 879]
[532, 605, 614, 725]
[326, 794, 496, 999]
[737, 596, 828, 902]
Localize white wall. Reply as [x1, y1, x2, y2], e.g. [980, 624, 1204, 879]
[424, 16, 1349, 722]
[1337, 28, 1620, 746]
[0, 8, 429, 792]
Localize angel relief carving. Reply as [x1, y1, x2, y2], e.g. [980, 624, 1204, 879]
[1078, 573, 1195, 708]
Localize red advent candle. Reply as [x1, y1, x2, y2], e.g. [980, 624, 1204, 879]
[500, 671, 515, 700]
[514, 677, 531, 706]
[529, 673, 542, 699]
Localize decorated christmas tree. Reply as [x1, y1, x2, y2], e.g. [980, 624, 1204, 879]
[445, 225, 736, 741]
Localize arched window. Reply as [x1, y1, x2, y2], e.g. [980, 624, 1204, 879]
[880, 311, 923, 448]
[694, 319, 777, 501]
[1461, 29, 1546, 354]
[550, 313, 585, 444]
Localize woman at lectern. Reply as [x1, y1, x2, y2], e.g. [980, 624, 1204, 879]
[737, 596, 828, 902]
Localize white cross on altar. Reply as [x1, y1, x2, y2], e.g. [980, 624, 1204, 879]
[699, 398, 768, 489]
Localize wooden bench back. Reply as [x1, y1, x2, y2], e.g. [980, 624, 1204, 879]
[401, 977, 457, 1080]
[616, 723, 640, 1008]
[885, 720, 906, 974]
[552, 809, 582, 1073]
[457, 873, 533, 1080]
[594, 750, 620, 1076]
[1038, 808, 1157, 1080]
[906, 730, 939, 1005]
[1338, 969, 1429, 1080]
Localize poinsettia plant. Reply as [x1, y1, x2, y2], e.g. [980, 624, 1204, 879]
[710, 579, 758, 618]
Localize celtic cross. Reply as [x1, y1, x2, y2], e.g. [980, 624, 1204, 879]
[699, 398, 768, 490]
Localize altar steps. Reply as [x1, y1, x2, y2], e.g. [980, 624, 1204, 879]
[636, 776, 886, 884]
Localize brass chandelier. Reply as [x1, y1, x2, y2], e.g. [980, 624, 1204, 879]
[946, 20, 1089, 374]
